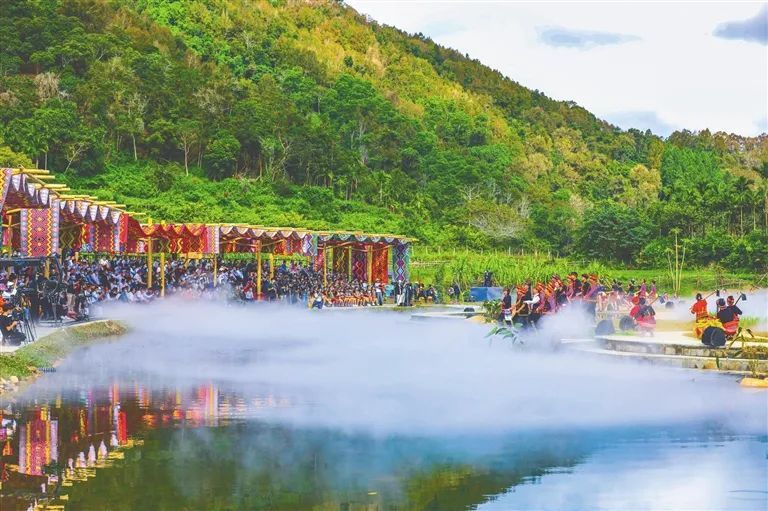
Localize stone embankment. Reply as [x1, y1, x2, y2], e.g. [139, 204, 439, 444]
[565, 331, 768, 376]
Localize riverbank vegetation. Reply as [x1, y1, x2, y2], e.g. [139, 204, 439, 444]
[409, 249, 760, 298]
[1, 0, 766, 272]
[0, 320, 127, 380]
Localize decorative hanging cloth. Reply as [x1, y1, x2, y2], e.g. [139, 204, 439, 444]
[372, 245, 389, 283]
[352, 245, 367, 282]
[332, 246, 349, 276]
[392, 243, 410, 282]
[19, 199, 60, 257]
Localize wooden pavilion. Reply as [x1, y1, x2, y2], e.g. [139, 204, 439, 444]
[0, 168, 414, 296]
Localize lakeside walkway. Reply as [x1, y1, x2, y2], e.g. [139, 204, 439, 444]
[0, 318, 112, 354]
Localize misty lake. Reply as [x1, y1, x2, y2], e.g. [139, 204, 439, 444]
[1, 303, 766, 510]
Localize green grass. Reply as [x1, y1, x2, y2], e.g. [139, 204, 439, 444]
[0, 320, 127, 380]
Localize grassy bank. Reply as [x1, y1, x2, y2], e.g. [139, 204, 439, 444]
[410, 248, 760, 298]
[0, 320, 128, 380]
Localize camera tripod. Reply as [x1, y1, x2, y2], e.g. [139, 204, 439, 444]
[16, 295, 37, 343]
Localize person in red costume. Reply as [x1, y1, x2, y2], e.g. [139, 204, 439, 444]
[689, 293, 709, 320]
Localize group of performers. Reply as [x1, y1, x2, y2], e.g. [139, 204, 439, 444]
[498, 273, 659, 333]
[689, 292, 743, 339]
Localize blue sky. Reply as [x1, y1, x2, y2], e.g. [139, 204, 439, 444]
[347, 1, 768, 137]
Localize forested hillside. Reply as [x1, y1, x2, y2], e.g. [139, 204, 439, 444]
[1, 0, 766, 269]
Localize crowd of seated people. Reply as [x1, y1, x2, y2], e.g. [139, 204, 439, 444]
[0, 255, 407, 325]
[227, 260, 387, 308]
[0, 252, 446, 340]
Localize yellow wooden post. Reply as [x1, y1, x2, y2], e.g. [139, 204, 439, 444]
[159, 220, 166, 296]
[44, 258, 50, 279]
[323, 247, 327, 286]
[146, 217, 153, 289]
[212, 255, 218, 288]
[159, 251, 166, 297]
[257, 247, 262, 300]
[367, 245, 373, 287]
[269, 252, 274, 279]
[347, 245, 352, 281]
[6, 214, 12, 254]
[75, 224, 82, 262]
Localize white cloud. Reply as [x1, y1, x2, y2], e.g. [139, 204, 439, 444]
[347, 1, 768, 137]
[714, 4, 768, 45]
[602, 111, 677, 137]
[538, 26, 640, 49]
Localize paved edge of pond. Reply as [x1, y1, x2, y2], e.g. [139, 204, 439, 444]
[566, 333, 768, 380]
[0, 318, 128, 395]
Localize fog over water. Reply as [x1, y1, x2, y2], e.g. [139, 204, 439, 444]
[24, 300, 767, 436]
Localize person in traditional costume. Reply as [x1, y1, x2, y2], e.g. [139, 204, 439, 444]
[404, 281, 413, 306]
[564, 272, 577, 302]
[512, 282, 531, 326]
[689, 293, 709, 320]
[543, 281, 557, 315]
[608, 280, 622, 311]
[634, 297, 656, 335]
[555, 277, 568, 307]
[500, 288, 513, 325]
[582, 274, 600, 317]
[716, 295, 742, 337]
[525, 284, 543, 325]
[596, 284, 608, 312]
[573, 273, 582, 296]
[394, 279, 404, 306]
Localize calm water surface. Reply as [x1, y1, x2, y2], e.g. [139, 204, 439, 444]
[0, 305, 766, 510]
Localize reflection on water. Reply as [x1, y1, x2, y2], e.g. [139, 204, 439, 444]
[1, 382, 766, 511]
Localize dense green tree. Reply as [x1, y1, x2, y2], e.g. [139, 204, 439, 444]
[205, 132, 241, 180]
[577, 204, 652, 263]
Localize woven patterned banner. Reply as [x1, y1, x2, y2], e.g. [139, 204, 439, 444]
[202, 226, 219, 254]
[0, 168, 12, 210]
[271, 239, 287, 255]
[301, 234, 318, 257]
[2, 217, 12, 251]
[372, 245, 389, 283]
[352, 246, 367, 282]
[392, 243, 410, 282]
[332, 246, 349, 276]
[93, 221, 114, 252]
[116, 214, 129, 252]
[169, 238, 182, 253]
[182, 234, 198, 253]
[284, 237, 302, 255]
[59, 225, 81, 251]
[19, 199, 60, 257]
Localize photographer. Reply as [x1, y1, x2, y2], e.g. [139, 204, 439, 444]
[0, 303, 26, 346]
